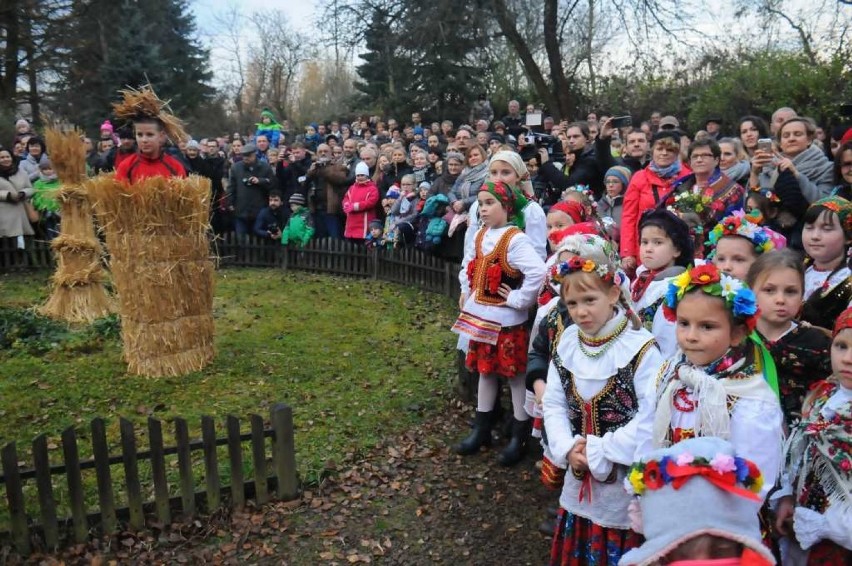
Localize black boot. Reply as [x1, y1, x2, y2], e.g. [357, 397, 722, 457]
[497, 418, 532, 466]
[454, 411, 494, 455]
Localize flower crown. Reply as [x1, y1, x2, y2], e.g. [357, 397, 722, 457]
[707, 213, 784, 255]
[564, 185, 598, 210]
[555, 256, 614, 282]
[626, 450, 763, 501]
[749, 185, 781, 203]
[662, 264, 760, 331]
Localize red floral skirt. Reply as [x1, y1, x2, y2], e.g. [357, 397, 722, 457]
[550, 508, 642, 566]
[807, 540, 851, 565]
[465, 324, 529, 379]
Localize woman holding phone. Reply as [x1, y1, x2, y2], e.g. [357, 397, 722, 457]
[749, 117, 833, 248]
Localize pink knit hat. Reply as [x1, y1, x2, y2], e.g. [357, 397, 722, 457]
[100, 120, 114, 133]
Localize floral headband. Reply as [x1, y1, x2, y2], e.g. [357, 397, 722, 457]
[626, 449, 763, 501]
[555, 255, 615, 283]
[662, 264, 760, 331]
[810, 196, 852, 233]
[749, 185, 780, 203]
[563, 185, 597, 210]
[480, 180, 528, 229]
[707, 213, 785, 255]
[834, 307, 852, 338]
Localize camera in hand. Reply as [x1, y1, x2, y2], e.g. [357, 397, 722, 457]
[267, 222, 280, 234]
[242, 177, 251, 185]
[524, 132, 566, 163]
[316, 157, 330, 167]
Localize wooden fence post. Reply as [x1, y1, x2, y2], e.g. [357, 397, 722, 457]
[32, 435, 59, 549]
[2, 442, 30, 554]
[61, 427, 88, 543]
[249, 414, 268, 505]
[201, 416, 221, 512]
[270, 403, 298, 500]
[147, 417, 171, 525]
[174, 417, 195, 517]
[91, 417, 117, 535]
[119, 418, 144, 530]
[226, 415, 245, 509]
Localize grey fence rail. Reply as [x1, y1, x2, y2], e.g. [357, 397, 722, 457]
[0, 403, 297, 555]
[0, 234, 462, 300]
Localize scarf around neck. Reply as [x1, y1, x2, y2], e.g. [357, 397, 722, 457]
[649, 159, 683, 180]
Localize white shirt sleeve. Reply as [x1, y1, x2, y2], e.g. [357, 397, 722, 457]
[542, 361, 580, 469]
[458, 226, 478, 296]
[651, 308, 678, 359]
[729, 397, 784, 500]
[793, 505, 852, 551]
[504, 233, 546, 311]
[586, 343, 663, 479]
[522, 201, 548, 261]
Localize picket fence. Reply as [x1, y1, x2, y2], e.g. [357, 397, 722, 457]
[0, 234, 463, 300]
[0, 404, 297, 554]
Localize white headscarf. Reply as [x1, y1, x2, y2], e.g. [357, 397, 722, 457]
[489, 150, 534, 198]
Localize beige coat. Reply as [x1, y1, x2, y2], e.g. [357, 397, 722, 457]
[0, 168, 35, 237]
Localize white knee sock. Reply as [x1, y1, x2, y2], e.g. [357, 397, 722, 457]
[476, 373, 500, 412]
[509, 377, 530, 421]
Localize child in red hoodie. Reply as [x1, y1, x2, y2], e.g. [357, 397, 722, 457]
[342, 161, 380, 242]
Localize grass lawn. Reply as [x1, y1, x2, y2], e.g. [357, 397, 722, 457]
[0, 268, 459, 531]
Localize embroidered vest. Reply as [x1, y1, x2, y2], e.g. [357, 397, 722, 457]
[468, 227, 523, 305]
[801, 276, 852, 331]
[553, 341, 655, 437]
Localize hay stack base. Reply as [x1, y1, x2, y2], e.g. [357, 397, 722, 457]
[39, 129, 114, 324]
[87, 174, 214, 378]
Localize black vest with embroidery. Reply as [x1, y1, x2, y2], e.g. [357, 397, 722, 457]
[552, 342, 653, 436]
[801, 276, 852, 331]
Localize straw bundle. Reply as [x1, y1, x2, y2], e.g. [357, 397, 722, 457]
[112, 84, 188, 144]
[39, 128, 114, 324]
[86, 174, 215, 377]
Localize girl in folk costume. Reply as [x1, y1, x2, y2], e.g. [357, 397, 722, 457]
[452, 180, 546, 466]
[537, 200, 591, 308]
[542, 235, 663, 566]
[707, 211, 786, 282]
[463, 151, 549, 262]
[746, 250, 831, 429]
[651, 263, 784, 501]
[800, 196, 852, 330]
[631, 209, 694, 358]
[774, 308, 852, 565]
[527, 227, 601, 469]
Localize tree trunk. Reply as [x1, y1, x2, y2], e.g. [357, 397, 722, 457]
[491, 0, 559, 118]
[22, 5, 40, 126]
[543, 0, 573, 120]
[0, 0, 22, 112]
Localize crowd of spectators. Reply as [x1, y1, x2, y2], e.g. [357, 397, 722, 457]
[2, 101, 852, 265]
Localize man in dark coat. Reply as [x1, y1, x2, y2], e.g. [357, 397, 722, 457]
[227, 143, 275, 237]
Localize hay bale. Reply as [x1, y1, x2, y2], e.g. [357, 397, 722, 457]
[87, 174, 215, 377]
[39, 128, 114, 324]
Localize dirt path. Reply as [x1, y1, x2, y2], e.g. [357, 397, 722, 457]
[13, 398, 554, 565]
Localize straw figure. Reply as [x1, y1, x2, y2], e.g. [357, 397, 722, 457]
[86, 85, 215, 377]
[38, 127, 114, 323]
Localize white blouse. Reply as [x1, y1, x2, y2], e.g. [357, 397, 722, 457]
[458, 225, 546, 327]
[542, 312, 662, 528]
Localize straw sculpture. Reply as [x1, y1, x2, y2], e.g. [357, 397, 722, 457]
[112, 84, 188, 144]
[86, 174, 215, 377]
[38, 128, 114, 323]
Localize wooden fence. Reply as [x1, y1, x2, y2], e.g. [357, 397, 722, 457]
[1, 234, 462, 300]
[0, 403, 297, 555]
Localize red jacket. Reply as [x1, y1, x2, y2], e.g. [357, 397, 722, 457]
[342, 180, 380, 239]
[115, 152, 187, 184]
[619, 164, 692, 261]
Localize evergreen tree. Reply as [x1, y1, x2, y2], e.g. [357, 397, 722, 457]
[353, 6, 410, 118]
[57, 0, 212, 134]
